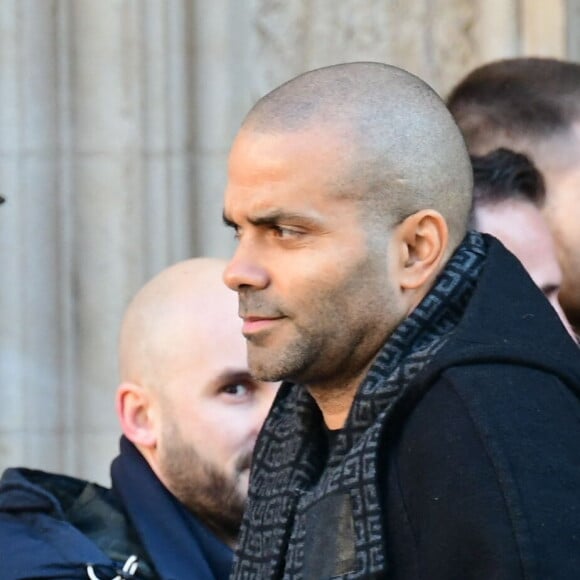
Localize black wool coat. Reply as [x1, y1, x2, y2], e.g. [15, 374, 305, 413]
[380, 238, 580, 579]
[233, 238, 580, 580]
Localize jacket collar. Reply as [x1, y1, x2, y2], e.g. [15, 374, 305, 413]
[111, 436, 233, 580]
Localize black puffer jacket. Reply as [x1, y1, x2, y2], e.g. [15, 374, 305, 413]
[0, 468, 156, 579]
[0, 438, 234, 580]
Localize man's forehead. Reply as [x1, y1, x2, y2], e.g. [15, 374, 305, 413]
[231, 124, 348, 165]
[529, 122, 580, 172]
[223, 170, 356, 225]
[224, 202, 328, 227]
[563, 121, 580, 165]
[225, 138, 351, 217]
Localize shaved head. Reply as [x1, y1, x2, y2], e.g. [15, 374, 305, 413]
[243, 62, 473, 247]
[119, 258, 235, 389]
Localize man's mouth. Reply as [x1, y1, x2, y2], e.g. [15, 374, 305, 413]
[241, 315, 285, 335]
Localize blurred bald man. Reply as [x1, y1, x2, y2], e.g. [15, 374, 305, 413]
[447, 58, 580, 335]
[470, 148, 575, 338]
[0, 258, 277, 580]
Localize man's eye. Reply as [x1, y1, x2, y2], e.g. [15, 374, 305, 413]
[221, 383, 249, 397]
[272, 225, 301, 239]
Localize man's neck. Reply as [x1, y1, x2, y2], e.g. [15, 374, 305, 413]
[305, 332, 400, 429]
[307, 376, 363, 430]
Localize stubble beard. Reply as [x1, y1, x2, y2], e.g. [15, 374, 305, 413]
[240, 296, 322, 383]
[248, 326, 319, 382]
[246, 298, 399, 391]
[158, 422, 251, 544]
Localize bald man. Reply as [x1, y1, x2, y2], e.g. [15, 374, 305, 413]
[0, 258, 277, 580]
[222, 62, 580, 579]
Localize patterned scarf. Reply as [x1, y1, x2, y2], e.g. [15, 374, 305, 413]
[233, 231, 488, 579]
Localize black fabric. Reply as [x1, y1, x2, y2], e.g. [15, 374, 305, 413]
[232, 233, 580, 580]
[65, 476, 157, 576]
[303, 493, 356, 577]
[382, 366, 580, 579]
[0, 469, 134, 580]
[379, 237, 580, 580]
[0, 437, 233, 579]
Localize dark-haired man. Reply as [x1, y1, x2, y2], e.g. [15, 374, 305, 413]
[470, 147, 574, 336]
[0, 258, 277, 579]
[223, 62, 580, 579]
[448, 57, 580, 334]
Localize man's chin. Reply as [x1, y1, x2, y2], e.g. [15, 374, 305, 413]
[247, 351, 283, 382]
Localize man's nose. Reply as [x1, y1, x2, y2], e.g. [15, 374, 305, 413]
[223, 244, 270, 291]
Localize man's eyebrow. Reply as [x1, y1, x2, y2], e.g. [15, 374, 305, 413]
[248, 210, 307, 226]
[222, 208, 322, 228]
[252, 209, 324, 229]
[213, 369, 253, 385]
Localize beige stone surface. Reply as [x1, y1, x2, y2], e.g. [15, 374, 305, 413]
[1, 0, 577, 484]
[521, 0, 566, 57]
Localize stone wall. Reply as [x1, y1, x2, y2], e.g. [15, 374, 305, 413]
[0, 0, 576, 484]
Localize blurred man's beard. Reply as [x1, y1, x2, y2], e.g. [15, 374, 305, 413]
[158, 422, 251, 545]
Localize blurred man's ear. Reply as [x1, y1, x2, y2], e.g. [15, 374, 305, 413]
[116, 383, 158, 449]
[395, 209, 448, 291]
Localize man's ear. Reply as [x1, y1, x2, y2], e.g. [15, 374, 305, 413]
[116, 382, 158, 450]
[395, 210, 449, 291]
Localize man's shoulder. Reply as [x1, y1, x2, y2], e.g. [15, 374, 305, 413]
[0, 469, 116, 578]
[0, 467, 109, 509]
[0, 468, 156, 580]
[384, 363, 580, 577]
[414, 362, 580, 437]
[388, 362, 580, 509]
[450, 237, 580, 376]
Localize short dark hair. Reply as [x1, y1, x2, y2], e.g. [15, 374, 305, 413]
[447, 58, 580, 153]
[469, 148, 545, 226]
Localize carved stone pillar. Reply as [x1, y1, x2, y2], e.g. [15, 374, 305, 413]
[521, 0, 566, 57]
[70, 0, 200, 483]
[567, 0, 580, 59]
[250, 0, 482, 100]
[0, 0, 73, 474]
[189, 0, 239, 257]
[1, 0, 200, 485]
[472, 0, 519, 65]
